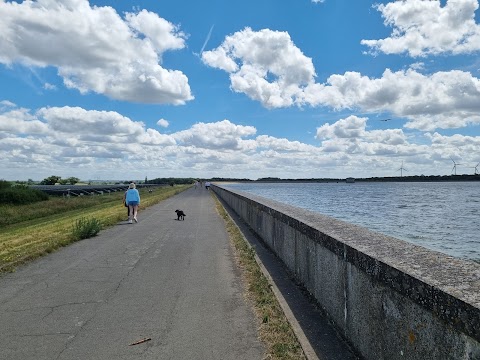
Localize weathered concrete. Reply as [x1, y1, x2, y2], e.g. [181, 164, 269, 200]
[212, 184, 480, 360]
[218, 194, 359, 360]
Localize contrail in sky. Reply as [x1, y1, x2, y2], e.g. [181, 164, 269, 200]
[199, 24, 215, 55]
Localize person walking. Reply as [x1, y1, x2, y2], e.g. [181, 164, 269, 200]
[125, 182, 140, 223]
[123, 190, 130, 220]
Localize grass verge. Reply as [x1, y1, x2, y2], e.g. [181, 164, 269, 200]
[212, 193, 306, 360]
[0, 185, 190, 273]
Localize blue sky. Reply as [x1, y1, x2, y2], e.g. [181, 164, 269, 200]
[1, 0, 480, 181]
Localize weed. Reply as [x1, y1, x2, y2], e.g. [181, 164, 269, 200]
[71, 217, 102, 241]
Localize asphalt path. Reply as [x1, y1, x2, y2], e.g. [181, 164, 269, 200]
[0, 187, 265, 360]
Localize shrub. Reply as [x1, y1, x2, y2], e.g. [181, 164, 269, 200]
[71, 217, 102, 240]
[0, 186, 49, 205]
[0, 180, 11, 190]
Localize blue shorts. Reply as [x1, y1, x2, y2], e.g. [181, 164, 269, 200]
[128, 201, 139, 206]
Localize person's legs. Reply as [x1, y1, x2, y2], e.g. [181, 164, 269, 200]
[133, 205, 138, 222]
[128, 205, 134, 223]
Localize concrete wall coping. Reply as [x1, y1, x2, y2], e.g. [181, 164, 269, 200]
[214, 185, 480, 342]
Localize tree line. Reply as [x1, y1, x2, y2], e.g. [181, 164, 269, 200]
[40, 176, 81, 185]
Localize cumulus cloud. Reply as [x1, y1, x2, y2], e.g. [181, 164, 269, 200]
[0, 0, 193, 104]
[202, 27, 316, 108]
[255, 135, 318, 152]
[427, 132, 480, 148]
[361, 0, 480, 57]
[0, 107, 49, 134]
[316, 116, 368, 140]
[0, 104, 176, 148]
[202, 28, 480, 132]
[173, 120, 257, 150]
[304, 68, 480, 131]
[38, 107, 146, 137]
[1, 103, 479, 180]
[316, 115, 410, 158]
[157, 119, 169, 128]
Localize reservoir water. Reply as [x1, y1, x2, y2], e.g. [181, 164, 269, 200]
[223, 182, 480, 263]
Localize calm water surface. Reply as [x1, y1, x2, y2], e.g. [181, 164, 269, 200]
[224, 182, 480, 262]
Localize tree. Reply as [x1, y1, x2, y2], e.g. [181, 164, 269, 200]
[40, 175, 61, 185]
[66, 177, 80, 185]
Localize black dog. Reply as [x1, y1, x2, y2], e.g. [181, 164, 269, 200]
[175, 209, 186, 220]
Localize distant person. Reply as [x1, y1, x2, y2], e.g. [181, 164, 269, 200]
[205, 181, 211, 190]
[125, 182, 140, 223]
[123, 190, 130, 220]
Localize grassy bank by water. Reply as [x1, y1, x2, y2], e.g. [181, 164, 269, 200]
[0, 185, 190, 273]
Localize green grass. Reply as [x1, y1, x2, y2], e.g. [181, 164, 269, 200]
[212, 193, 306, 360]
[1, 190, 127, 227]
[0, 185, 190, 273]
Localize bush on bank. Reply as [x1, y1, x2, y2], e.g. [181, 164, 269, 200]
[72, 217, 102, 241]
[0, 181, 49, 205]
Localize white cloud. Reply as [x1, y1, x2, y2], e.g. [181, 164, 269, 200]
[43, 83, 57, 90]
[0, 0, 193, 104]
[173, 120, 257, 150]
[255, 135, 318, 152]
[125, 10, 187, 54]
[428, 132, 480, 147]
[1, 104, 480, 180]
[361, 0, 480, 57]
[202, 28, 480, 132]
[0, 100, 16, 108]
[304, 68, 480, 131]
[157, 119, 169, 128]
[409, 62, 425, 71]
[0, 104, 176, 148]
[0, 108, 48, 134]
[37, 107, 146, 137]
[316, 115, 411, 158]
[316, 116, 368, 140]
[202, 27, 316, 109]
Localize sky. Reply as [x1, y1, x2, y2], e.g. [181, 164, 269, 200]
[1, 0, 480, 181]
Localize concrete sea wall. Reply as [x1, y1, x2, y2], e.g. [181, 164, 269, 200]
[212, 184, 480, 360]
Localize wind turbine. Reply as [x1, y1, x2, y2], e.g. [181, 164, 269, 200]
[451, 158, 462, 175]
[397, 161, 407, 177]
[472, 163, 479, 175]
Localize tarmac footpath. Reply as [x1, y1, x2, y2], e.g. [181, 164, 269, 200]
[0, 187, 265, 360]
